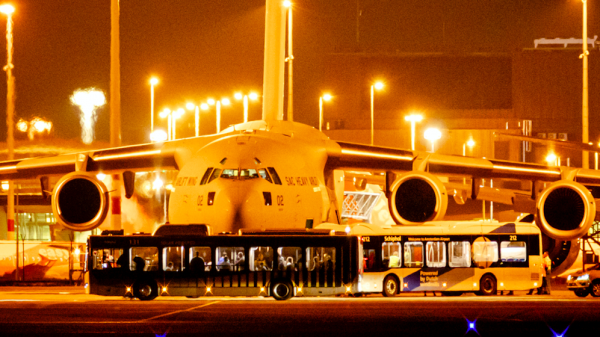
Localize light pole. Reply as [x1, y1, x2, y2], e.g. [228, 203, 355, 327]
[424, 128, 441, 152]
[234, 92, 259, 123]
[186, 102, 201, 136]
[283, 0, 293, 121]
[581, 0, 589, 168]
[150, 77, 159, 136]
[370, 81, 384, 145]
[404, 114, 423, 151]
[159, 108, 183, 140]
[206, 98, 230, 133]
[172, 108, 184, 140]
[0, 3, 15, 243]
[463, 139, 475, 156]
[319, 93, 332, 132]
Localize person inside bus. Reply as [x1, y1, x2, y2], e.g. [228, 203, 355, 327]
[166, 261, 175, 271]
[133, 256, 145, 272]
[116, 253, 128, 270]
[255, 252, 267, 271]
[219, 255, 231, 271]
[236, 251, 245, 271]
[189, 252, 205, 274]
[278, 255, 286, 270]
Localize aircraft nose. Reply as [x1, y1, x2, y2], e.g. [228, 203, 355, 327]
[214, 180, 270, 232]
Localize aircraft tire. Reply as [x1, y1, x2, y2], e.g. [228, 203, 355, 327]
[478, 274, 497, 296]
[134, 279, 158, 301]
[591, 280, 600, 297]
[574, 288, 590, 298]
[271, 279, 294, 301]
[382, 275, 399, 297]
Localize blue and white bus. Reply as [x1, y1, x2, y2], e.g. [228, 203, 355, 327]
[317, 221, 543, 296]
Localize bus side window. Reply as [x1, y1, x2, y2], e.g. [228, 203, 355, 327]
[131, 247, 158, 272]
[448, 241, 471, 267]
[426, 242, 446, 268]
[382, 242, 401, 268]
[163, 246, 184, 272]
[250, 246, 273, 271]
[277, 247, 302, 271]
[216, 247, 243, 271]
[189, 247, 211, 272]
[500, 241, 527, 262]
[92, 248, 123, 270]
[404, 242, 423, 268]
[363, 249, 376, 271]
[472, 240, 498, 268]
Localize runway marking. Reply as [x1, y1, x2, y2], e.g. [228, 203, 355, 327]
[137, 301, 221, 322]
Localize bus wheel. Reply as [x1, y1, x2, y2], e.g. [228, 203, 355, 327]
[574, 288, 590, 298]
[478, 275, 497, 296]
[383, 275, 399, 297]
[591, 281, 600, 297]
[271, 280, 293, 301]
[134, 279, 158, 301]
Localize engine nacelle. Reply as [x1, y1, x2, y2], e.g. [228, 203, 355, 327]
[536, 180, 596, 241]
[51, 172, 110, 231]
[388, 172, 448, 225]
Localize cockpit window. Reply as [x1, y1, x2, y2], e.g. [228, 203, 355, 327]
[208, 168, 222, 183]
[240, 169, 259, 180]
[200, 168, 213, 185]
[221, 169, 239, 179]
[258, 169, 272, 183]
[267, 167, 282, 185]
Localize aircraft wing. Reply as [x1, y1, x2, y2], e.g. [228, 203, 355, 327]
[329, 141, 567, 181]
[327, 140, 600, 243]
[0, 136, 214, 180]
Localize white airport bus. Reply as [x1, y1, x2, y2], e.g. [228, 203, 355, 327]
[316, 221, 544, 296]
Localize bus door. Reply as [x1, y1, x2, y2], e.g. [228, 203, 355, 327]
[447, 240, 474, 290]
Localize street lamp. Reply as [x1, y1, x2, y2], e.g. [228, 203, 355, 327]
[1, 3, 15, 242]
[234, 92, 259, 123]
[463, 139, 475, 156]
[404, 113, 423, 151]
[149, 77, 159, 136]
[424, 128, 441, 152]
[319, 93, 332, 132]
[370, 81, 384, 145]
[283, 0, 293, 121]
[546, 153, 559, 166]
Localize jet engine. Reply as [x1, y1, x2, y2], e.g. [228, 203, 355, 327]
[388, 172, 448, 225]
[536, 180, 596, 241]
[51, 172, 110, 231]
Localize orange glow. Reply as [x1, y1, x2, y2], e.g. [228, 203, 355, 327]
[493, 165, 560, 175]
[341, 149, 413, 161]
[93, 149, 162, 161]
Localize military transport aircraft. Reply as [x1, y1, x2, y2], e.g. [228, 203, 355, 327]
[1, 0, 599, 277]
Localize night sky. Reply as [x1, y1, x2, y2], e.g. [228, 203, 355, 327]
[0, 0, 598, 145]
